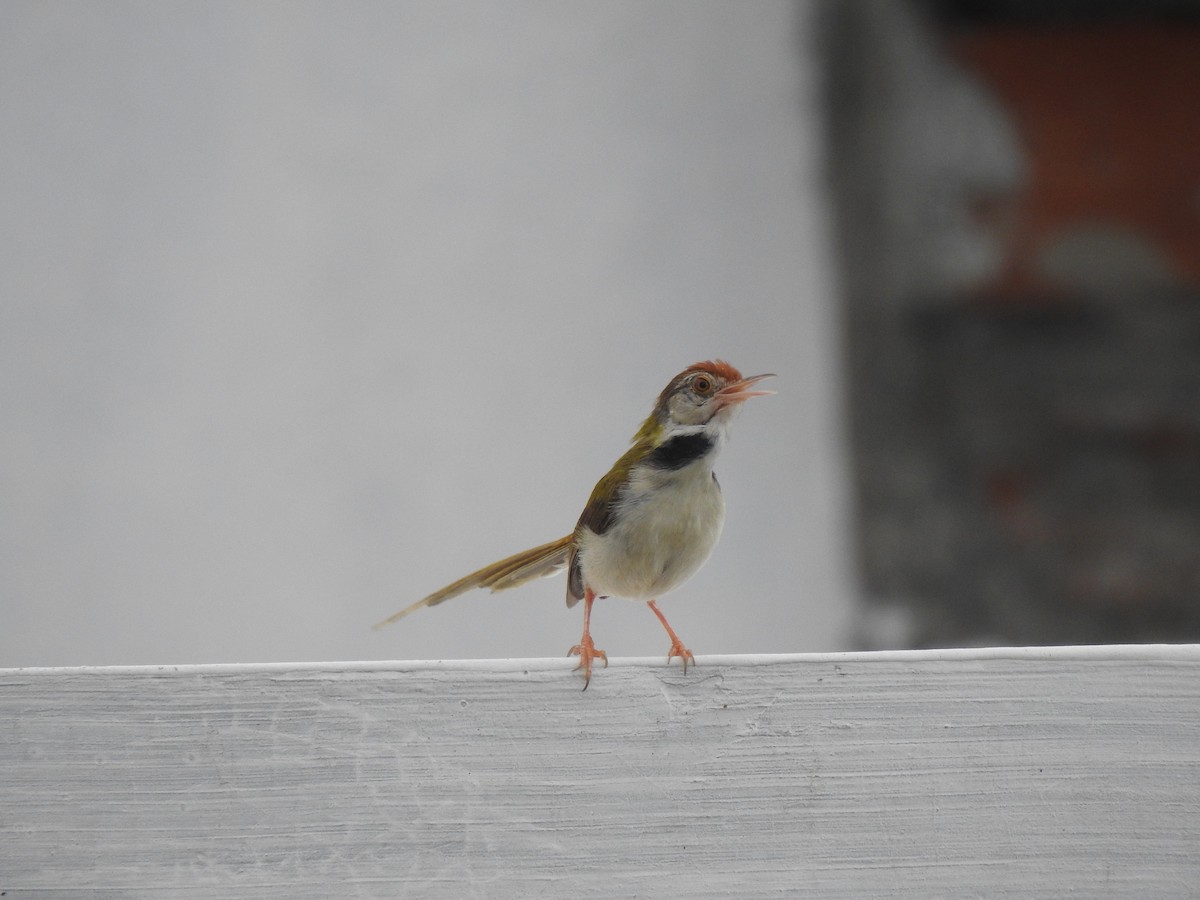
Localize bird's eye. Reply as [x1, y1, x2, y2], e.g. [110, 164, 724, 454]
[692, 375, 714, 395]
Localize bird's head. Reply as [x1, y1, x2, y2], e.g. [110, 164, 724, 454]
[626, 360, 774, 458]
[653, 360, 774, 429]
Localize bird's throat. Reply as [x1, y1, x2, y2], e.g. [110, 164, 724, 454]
[644, 432, 715, 471]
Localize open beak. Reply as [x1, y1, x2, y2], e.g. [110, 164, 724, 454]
[716, 373, 776, 406]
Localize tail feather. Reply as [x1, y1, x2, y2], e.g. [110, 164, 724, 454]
[372, 535, 573, 630]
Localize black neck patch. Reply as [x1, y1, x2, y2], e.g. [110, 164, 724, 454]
[645, 432, 714, 470]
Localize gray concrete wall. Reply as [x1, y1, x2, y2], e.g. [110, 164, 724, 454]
[0, 2, 853, 667]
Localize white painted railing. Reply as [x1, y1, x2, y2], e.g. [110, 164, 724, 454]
[3, 646, 1199, 897]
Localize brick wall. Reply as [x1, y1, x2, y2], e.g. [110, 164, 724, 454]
[822, 0, 1200, 647]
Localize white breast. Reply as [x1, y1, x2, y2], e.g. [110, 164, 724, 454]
[576, 461, 725, 601]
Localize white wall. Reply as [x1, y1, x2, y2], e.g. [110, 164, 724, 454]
[0, 1, 853, 667]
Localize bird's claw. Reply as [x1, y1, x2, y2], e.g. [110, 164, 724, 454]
[666, 640, 695, 674]
[568, 637, 608, 690]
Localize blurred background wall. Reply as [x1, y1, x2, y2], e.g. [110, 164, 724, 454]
[3, 0, 1198, 669]
[1, 2, 852, 667]
[824, 0, 1200, 647]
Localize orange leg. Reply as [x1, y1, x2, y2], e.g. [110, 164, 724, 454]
[567, 587, 608, 690]
[647, 599, 695, 673]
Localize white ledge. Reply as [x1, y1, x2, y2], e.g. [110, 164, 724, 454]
[4, 646, 1199, 897]
[8, 642, 1200, 677]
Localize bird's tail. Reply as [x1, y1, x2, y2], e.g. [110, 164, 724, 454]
[372, 534, 574, 630]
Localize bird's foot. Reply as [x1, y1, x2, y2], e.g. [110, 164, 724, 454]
[568, 635, 608, 690]
[646, 599, 695, 674]
[666, 639, 696, 674]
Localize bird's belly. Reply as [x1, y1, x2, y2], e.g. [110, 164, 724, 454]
[578, 471, 725, 600]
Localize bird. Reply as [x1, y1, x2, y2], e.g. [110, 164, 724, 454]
[374, 359, 774, 688]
